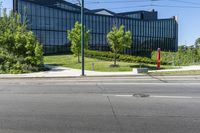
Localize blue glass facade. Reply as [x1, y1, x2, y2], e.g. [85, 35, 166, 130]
[14, 0, 178, 55]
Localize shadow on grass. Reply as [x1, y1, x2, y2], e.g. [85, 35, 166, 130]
[44, 64, 69, 72]
[109, 64, 120, 68]
[45, 64, 65, 66]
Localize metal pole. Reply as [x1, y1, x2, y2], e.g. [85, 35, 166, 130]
[13, 0, 19, 12]
[0, 1, 2, 18]
[81, 0, 85, 76]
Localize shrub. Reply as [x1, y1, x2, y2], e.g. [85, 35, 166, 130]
[151, 51, 175, 65]
[0, 11, 43, 74]
[151, 47, 200, 66]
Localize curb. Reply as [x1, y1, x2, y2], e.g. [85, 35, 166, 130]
[0, 74, 200, 79]
[0, 74, 147, 79]
[148, 74, 200, 76]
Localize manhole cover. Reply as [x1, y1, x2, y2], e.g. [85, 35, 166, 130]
[132, 93, 150, 98]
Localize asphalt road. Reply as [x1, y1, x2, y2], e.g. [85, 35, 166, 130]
[0, 76, 200, 133]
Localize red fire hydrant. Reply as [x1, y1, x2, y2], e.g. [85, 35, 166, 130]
[157, 48, 161, 70]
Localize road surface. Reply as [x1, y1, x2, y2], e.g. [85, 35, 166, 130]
[0, 75, 200, 133]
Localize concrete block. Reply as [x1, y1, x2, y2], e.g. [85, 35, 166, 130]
[133, 68, 148, 73]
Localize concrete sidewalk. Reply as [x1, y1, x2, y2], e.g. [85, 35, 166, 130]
[0, 65, 200, 78]
[0, 65, 139, 78]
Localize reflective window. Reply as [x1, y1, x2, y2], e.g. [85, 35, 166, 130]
[17, 0, 178, 54]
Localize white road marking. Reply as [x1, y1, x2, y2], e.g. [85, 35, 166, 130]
[114, 95, 200, 99]
[100, 83, 200, 85]
[150, 96, 193, 99]
[50, 83, 200, 85]
[115, 95, 133, 97]
[18, 82, 200, 86]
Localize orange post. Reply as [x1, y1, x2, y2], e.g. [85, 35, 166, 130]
[157, 48, 161, 70]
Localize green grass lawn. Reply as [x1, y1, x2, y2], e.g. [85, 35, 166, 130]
[148, 70, 200, 75]
[44, 54, 176, 72]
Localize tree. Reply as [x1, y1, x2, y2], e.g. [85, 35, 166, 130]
[0, 10, 43, 73]
[107, 25, 132, 66]
[67, 22, 90, 63]
[195, 38, 200, 48]
[194, 38, 200, 62]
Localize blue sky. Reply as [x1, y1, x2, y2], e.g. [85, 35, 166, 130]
[1, 0, 200, 46]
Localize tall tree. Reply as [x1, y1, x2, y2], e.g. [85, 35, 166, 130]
[195, 38, 200, 48]
[107, 25, 132, 66]
[67, 22, 90, 63]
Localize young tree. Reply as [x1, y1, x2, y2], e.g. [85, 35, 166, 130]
[107, 25, 132, 66]
[67, 22, 90, 63]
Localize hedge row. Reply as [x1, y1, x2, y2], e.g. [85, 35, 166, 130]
[151, 50, 200, 66]
[85, 50, 156, 64]
[151, 51, 173, 65]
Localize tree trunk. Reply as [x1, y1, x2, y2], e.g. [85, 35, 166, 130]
[78, 51, 80, 63]
[114, 52, 117, 66]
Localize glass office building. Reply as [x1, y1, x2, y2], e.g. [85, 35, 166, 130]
[13, 0, 178, 55]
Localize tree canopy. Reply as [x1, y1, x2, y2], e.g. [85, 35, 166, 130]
[195, 38, 200, 48]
